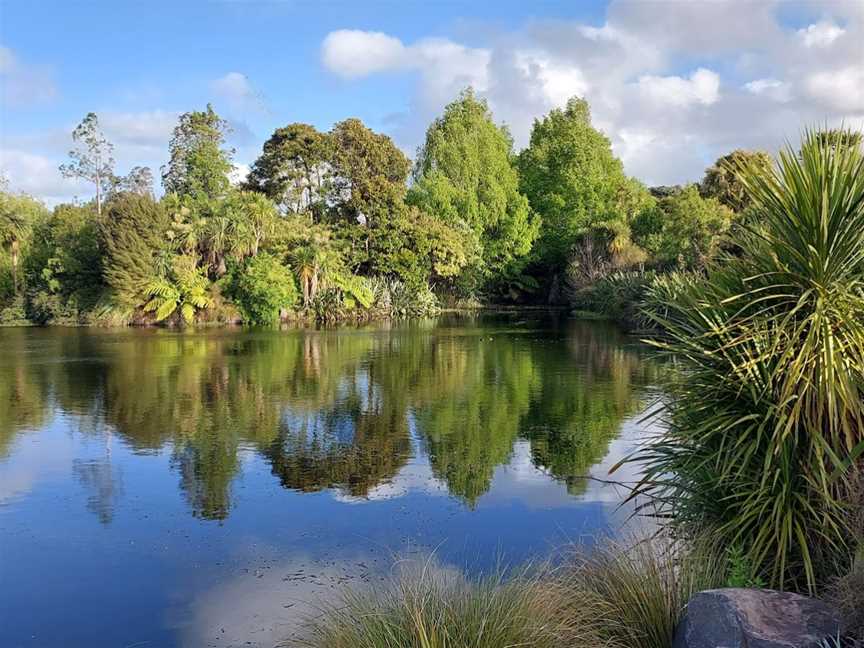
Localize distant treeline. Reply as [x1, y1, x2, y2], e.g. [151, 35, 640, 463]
[1, 88, 859, 326]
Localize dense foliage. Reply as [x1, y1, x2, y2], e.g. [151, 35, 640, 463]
[634, 130, 864, 592]
[0, 94, 850, 329]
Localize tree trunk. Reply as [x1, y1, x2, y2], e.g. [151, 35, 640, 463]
[10, 239, 19, 293]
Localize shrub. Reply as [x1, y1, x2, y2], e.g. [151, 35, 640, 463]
[569, 269, 657, 329]
[230, 252, 297, 325]
[632, 129, 864, 591]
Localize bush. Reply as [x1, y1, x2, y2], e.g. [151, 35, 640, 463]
[367, 277, 439, 318]
[569, 270, 657, 329]
[230, 252, 297, 325]
[633, 129, 864, 591]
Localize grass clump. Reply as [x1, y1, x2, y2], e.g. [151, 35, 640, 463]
[296, 559, 573, 648]
[295, 535, 727, 648]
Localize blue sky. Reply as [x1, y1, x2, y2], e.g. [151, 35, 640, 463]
[1, 0, 862, 204]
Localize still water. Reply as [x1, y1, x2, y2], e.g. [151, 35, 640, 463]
[0, 313, 657, 647]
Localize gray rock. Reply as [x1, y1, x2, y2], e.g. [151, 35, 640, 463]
[674, 588, 842, 648]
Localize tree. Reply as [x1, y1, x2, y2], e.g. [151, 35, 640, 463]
[517, 97, 636, 272]
[632, 185, 732, 267]
[326, 118, 411, 271]
[409, 89, 537, 289]
[700, 149, 772, 212]
[100, 193, 169, 310]
[0, 192, 45, 294]
[162, 105, 234, 199]
[245, 123, 331, 216]
[59, 113, 115, 216]
[113, 166, 155, 198]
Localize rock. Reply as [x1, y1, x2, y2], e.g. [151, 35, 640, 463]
[674, 588, 842, 648]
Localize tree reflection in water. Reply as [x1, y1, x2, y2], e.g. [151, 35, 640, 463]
[0, 315, 657, 520]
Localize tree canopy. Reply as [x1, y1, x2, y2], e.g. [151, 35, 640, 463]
[409, 89, 537, 289]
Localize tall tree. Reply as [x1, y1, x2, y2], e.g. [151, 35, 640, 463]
[409, 89, 537, 288]
[59, 112, 115, 216]
[162, 105, 234, 199]
[100, 193, 169, 309]
[326, 118, 411, 271]
[700, 149, 772, 212]
[245, 123, 330, 217]
[517, 97, 637, 271]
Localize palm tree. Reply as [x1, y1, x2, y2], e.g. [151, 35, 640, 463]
[0, 193, 40, 294]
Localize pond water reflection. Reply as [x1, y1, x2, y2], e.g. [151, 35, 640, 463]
[0, 313, 658, 647]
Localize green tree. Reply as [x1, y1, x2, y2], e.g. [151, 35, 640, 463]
[245, 123, 331, 216]
[632, 185, 732, 267]
[100, 193, 169, 312]
[700, 150, 772, 212]
[517, 97, 638, 272]
[162, 105, 234, 199]
[59, 112, 115, 216]
[230, 252, 297, 324]
[0, 191, 44, 294]
[409, 89, 537, 288]
[24, 203, 103, 322]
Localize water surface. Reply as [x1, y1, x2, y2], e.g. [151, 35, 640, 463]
[0, 313, 656, 647]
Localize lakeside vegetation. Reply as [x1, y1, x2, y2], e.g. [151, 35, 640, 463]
[1, 90, 777, 327]
[3, 88, 863, 644]
[293, 128, 864, 646]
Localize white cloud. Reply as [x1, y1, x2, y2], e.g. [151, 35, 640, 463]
[0, 45, 57, 107]
[798, 21, 846, 48]
[210, 72, 265, 113]
[319, 0, 864, 186]
[806, 66, 864, 112]
[637, 68, 720, 108]
[322, 30, 409, 79]
[744, 78, 792, 103]
[0, 149, 87, 205]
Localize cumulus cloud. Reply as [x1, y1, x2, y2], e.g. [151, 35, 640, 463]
[1, 109, 183, 204]
[322, 30, 409, 78]
[0, 45, 57, 107]
[637, 68, 720, 108]
[744, 78, 792, 103]
[320, 0, 864, 185]
[806, 66, 864, 112]
[798, 21, 846, 48]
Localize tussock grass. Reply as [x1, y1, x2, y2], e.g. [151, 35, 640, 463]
[294, 535, 726, 648]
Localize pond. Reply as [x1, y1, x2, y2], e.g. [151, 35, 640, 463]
[0, 313, 658, 647]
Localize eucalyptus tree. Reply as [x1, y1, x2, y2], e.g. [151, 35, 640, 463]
[59, 112, 115, 216]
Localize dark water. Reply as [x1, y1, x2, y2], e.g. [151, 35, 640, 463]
[0, 313, 657, 647]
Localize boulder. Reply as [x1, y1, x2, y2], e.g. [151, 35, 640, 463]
[673, 588, 842, 648]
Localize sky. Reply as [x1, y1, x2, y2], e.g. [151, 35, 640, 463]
[1, 0, 863, 205]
